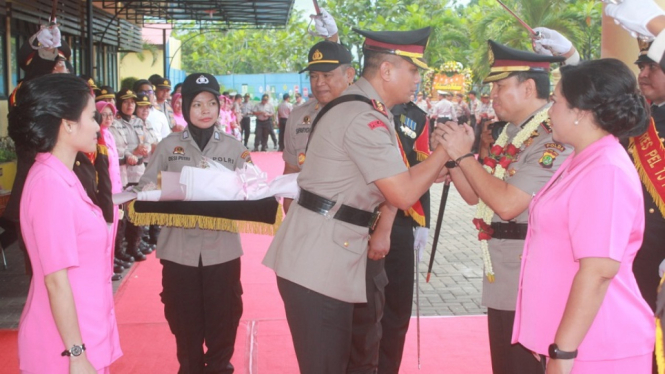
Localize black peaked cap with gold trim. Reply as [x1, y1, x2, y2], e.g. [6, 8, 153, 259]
[484, 40, 564, 83]
[96, 85, 116, 101]
[635, 39, 655, 64]
[135, 93, 152, 106]
[299, 41, 353, 74]
[353, 27, 431, 69]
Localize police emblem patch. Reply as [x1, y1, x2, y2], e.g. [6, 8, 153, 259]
[298, 152, 306, 166]
[303, 116, 311, 125]
[539, 149, 559, 168]
[173, 146, 186, 155]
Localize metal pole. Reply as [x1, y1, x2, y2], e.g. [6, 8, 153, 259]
[86, 0, 94, 77]
[162, 28, 167, 77]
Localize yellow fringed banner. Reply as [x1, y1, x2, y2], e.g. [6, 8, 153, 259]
[630, 119, 665, 219]
[127, 200, 283, 236]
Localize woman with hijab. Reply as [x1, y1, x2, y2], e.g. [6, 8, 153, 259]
[9, 73, 121, 374]
[137, 73, 253, 373]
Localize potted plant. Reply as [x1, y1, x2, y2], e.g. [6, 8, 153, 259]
[0, 136, 17, 192]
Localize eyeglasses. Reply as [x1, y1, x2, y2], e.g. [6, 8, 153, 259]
[100, 113, 114, 118]
[139, 90, 154, 95]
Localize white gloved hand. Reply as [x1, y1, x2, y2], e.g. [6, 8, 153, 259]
[311, 8, 338, 38]
[605, 0, 665, 40]
[32, 25, 61, 49]
[49, 25, 62, 49]
[532, 27, 572, 56]
[413, 227, 429, 262]
[659, 259, 665, 278]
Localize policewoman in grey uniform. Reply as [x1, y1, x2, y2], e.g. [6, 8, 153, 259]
[137, 73, 251, 374]
[263, 28, 453, 373]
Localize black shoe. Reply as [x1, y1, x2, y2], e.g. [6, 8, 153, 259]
[128, 249, 147, 262]
[117, 252, 135, 263]
[112, 273, 123, 281]
[114, 264, 125, 273]
[139, 241, 154, 255]
[252, 148, 259, 152]
[115, 257, 132, 268]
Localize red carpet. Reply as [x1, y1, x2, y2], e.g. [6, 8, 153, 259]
[0, 152, 491, 373]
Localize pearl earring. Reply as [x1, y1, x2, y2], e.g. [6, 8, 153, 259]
[574, 120, 579, 126]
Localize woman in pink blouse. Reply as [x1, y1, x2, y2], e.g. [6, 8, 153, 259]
[512, 58, 654, 373]
[9, 74, 122, 373]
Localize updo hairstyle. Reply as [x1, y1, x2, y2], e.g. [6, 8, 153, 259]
[8, 74, 91, 157]
[559, 58, 649, 138]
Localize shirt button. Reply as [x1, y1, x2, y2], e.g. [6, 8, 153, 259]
[75, 161, 80, 166]
[649, 208, 655, 214]
[344, 242, 349, 247]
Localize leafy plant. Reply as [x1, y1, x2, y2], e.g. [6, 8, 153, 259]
[0, 137, 17, 163]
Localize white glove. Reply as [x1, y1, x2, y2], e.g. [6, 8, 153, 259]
[605, 0, 665, 40]
[532, 27, 572, 56]
[311, 8, 338, 38]
[413, 227, 429, 262]
[659, 259, 665, 278]
[31, 25, 62, 49]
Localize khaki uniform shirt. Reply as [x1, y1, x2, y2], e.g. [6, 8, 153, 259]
[137, 129, 251, 267]
[108, 117, 146, 187]
[483, 104, 571, 310]
[282, 98, 320, 169]
[263, 78, 407, 303]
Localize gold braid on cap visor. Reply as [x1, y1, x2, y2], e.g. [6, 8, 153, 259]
[307, 59, 340, 66]
[364, 45, 429, 69]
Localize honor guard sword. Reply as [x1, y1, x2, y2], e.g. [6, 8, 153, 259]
[415, 242, 422, 369]
[312, 0, 321, 16]
[426, 181, 451, 282]
[50, 0, 58, 25]
[495, 0, 541, 39]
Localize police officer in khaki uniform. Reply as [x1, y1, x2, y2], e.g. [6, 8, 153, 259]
[433, 41, 572, 374]
[137, 73, 251, 374]
[263, 27, 454, 374]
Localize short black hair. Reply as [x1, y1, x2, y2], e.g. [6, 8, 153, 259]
[234, 94, 242, 100]
[283, 93, 290, 100]
[510, 71, 550, 100]
[560, 58, 649, 138]
[361, 50, 402, 78]
[469, 90, 477, 96]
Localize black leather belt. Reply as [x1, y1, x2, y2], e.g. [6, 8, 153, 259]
[491, 222, 528, 240]
[298, 189, 380, 229]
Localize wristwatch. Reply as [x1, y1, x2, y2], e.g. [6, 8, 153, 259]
[445, 160, 456, 169]
[61, 343, 86, 357]
[548, 343, 577, 359]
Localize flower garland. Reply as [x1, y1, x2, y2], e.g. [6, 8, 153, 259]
[473, 109, 549, 282]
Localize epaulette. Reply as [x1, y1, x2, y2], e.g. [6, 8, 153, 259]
[8, 83, 21, 107]
[371, 99, 388, 117]
[540, 118, 552, 133]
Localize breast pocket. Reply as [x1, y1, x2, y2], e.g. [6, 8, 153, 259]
[332, 221, 370, 255]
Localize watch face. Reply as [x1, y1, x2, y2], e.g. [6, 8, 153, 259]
[70, 345, 83, 356]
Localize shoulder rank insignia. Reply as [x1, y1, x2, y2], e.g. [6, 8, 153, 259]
[241, 150, 253, 164]
[541, 119, 553, 133]
[371, 100, 388, 117]
[368, 120, 389, 131]
[173, 146, 185, 155]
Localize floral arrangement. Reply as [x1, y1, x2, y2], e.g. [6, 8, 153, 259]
[473, 109, 549, 282]
[422, 61, 474, 96]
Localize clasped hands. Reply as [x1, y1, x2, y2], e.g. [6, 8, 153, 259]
[431, 121, 475, 162]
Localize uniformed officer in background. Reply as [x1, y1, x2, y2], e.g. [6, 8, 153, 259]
[263, 26, 455, 373]
[378, 101, 431, 373]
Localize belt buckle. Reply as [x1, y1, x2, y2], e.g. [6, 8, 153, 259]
[369, 211, 381, 230]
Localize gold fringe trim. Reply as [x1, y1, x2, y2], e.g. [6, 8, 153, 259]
[658, 275, 665, 374]
[630, 138, 665, 218]
[127, 201, 283, 236]
[415, 151, 429, 162]
[406, 207, 426, 227]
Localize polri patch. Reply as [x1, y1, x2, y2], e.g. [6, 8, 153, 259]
[545, 142, 566, 152]
[173, 146, 185, 155]
[368, 120, 389, 131]
[539, 149, 559, 168]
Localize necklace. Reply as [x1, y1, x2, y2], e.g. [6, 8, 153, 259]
[473, 109, 549, 282]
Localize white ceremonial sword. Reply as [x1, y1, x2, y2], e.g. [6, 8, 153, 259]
[415, 243, 422, 369]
